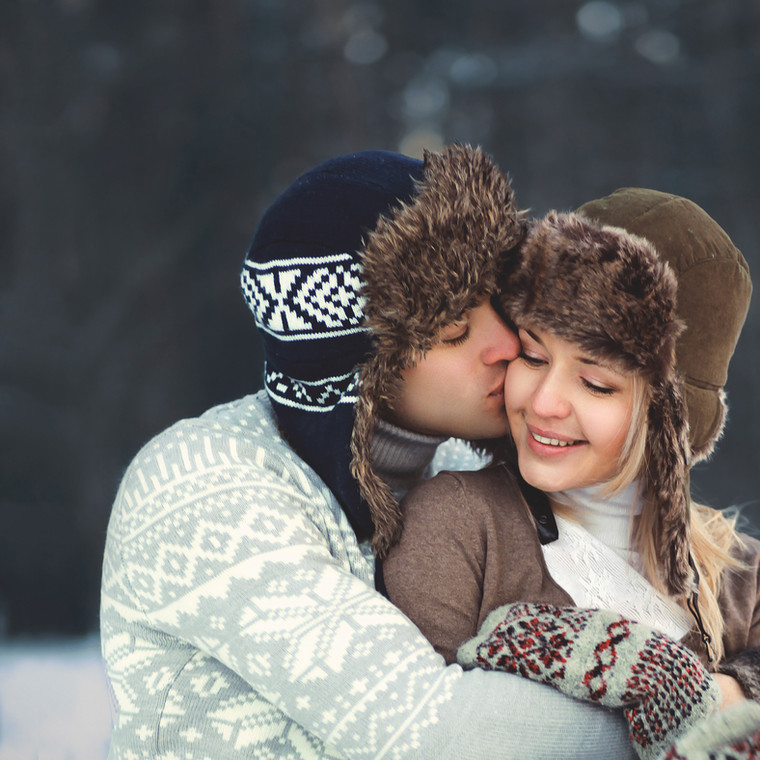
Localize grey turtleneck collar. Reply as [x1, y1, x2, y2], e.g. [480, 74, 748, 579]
[370, 419, 447, 502]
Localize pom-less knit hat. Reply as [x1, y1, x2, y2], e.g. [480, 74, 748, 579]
[241, 144, 526, 558]
[501, 211, 693, 596]
[576, 188, 752, 463]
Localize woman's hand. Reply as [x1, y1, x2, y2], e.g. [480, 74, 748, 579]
[714, 672, 747, 709]
[457, 602, 721, 760]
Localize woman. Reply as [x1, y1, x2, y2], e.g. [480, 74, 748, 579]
[383, 194, 758, 758]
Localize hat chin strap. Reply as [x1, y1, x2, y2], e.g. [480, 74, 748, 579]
[684, 466, 714, 663]
[686, 556, 714, 663]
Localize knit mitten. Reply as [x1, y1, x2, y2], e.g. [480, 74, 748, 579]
[659, 701, 760, 760]
[457, 602, 721, 760]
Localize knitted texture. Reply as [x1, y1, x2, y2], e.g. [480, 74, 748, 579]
[541, 512, 693, 642]
[100, 392, 493, 759]
[659, 702, 760, 760]
[241, 146, 526, 557]
[240, 150, 424, 542]
[457, 602, 720, 760]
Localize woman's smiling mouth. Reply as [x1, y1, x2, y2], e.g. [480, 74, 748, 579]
[527, 425, 586, 451]
[530, 431, 582, 447]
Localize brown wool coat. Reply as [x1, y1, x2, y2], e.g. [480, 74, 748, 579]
[384, 466, 760, 679]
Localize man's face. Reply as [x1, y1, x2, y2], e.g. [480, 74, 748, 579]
[386, 297, 520, 439]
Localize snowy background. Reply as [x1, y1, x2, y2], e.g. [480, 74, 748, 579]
[0, 637, 111, 759]
[2, 0, 758, 756]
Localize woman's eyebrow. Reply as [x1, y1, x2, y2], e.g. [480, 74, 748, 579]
[524, 328, 624, 377]
[524, 328, 543, 344]
[576, 354, 625, 376]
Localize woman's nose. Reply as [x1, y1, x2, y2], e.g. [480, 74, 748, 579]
[530, 373, 571, 419]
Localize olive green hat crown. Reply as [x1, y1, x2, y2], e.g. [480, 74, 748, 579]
[577, 188, 752, 464]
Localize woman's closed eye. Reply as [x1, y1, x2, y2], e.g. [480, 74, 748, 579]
[518, 351, 546, 367]
[581, 377, 617, 396]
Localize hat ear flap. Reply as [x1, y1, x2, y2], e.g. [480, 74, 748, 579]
[645, 378, 693, 596]
[351, 360, 404, 559]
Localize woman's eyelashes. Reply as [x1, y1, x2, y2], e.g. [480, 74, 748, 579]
[518, 350, 618, 396]
[518, 350, 546, 367]
[581, 377, 617, 396]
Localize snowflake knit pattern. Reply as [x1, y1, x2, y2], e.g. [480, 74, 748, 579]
[457, 602, 720, 760]
[101, 392, 492, 759]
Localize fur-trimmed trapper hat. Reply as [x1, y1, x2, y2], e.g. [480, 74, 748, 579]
[577, 188, 752, 464]
[501, 211, 693, 596]
[241, 144, 526, 559]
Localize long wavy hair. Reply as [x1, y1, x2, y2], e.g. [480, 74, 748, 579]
[594, 374, 744, 663]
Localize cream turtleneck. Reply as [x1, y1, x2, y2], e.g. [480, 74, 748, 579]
[543, 479, 693, 639]
[549, 481, 643, 564]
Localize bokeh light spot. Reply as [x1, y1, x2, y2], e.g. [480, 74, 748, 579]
[635, 30, 680, 64]
[344, 29, 388, 65]
[576, 1, 624, 39]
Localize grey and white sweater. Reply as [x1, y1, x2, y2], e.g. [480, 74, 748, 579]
[100, 391, 635, 759]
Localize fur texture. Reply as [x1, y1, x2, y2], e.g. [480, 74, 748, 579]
[501, 211, 693, 596]
[353, 144, 527, 558]
[718, 646, 760, 703]
[577, 188, 752, 465]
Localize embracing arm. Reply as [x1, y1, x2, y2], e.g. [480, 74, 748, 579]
[102, 430, 635, 760]
[458, 602, 722, 760]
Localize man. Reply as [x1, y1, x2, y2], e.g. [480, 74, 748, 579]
[100, 144, 634, 758]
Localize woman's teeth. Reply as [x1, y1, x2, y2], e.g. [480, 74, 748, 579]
[531, 432, 576, 447]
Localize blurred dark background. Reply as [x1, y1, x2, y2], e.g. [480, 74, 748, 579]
[1, 0, 758, 637]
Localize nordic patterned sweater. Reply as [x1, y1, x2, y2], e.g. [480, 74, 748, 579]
[100, 391, 635, 760]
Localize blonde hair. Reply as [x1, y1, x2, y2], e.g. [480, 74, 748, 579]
[611, 375, 744, 662]
[634, 500, 743, 662]
[553, 370, 744, 662]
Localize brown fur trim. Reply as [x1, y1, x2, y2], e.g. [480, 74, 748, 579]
[688, 387, 728, 464]
[645, 378, 693, 595]
[362, 144, 527, 371]
[503, 211, 694, 595]
[503, 211, 683, 378]
[576, 188, 752, 464]
[351, 144, 527, 558]
[717, 646, 760, 702]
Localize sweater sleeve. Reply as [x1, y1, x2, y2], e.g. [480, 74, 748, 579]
[716, 533, 760, 702]
[102, 414, 635, 760]
[384, 472, 488, 664]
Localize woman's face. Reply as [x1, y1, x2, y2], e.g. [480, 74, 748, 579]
[505, 326, 635, 493]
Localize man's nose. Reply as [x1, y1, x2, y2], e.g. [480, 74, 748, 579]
[481, 306, 520, 364]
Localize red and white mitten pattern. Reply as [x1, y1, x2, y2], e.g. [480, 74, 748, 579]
[457, 602, 720, 760]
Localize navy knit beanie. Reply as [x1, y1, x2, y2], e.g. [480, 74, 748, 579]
[241, 151, 423, 541]
[242, 145, 526, 555]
